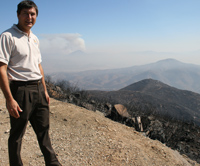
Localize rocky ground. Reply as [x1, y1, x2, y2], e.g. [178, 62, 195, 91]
[0, 90, 199, 166]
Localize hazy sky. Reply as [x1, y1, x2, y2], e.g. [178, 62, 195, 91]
[1, 0, 200, 72]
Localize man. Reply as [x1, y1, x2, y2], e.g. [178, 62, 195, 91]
[0, 1, 61, 165]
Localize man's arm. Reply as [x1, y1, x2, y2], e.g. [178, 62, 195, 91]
[0, 62, 22, 118]
[39, 63, 50, 104]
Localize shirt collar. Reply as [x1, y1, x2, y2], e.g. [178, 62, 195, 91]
[12, 24, 32, 37]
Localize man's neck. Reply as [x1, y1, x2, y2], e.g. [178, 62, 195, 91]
[16, 24, 30, 36]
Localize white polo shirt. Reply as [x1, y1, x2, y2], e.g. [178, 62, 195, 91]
[0, 24, 42, 81]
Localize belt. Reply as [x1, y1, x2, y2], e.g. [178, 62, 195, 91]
[11, 79, 42, 86]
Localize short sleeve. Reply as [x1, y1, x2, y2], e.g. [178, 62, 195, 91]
[0, 33, 12, 65]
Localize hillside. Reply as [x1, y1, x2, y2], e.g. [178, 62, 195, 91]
[88, 79, 200, 126]
[0, 90, 199, 166]
[50, 59, 200, 93]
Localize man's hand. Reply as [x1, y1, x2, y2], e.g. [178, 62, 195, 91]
[45, 91, 50, 104]
[0, 62, 22, 118]
[39, 63, 50, 105]
[6, 99, 23, 118]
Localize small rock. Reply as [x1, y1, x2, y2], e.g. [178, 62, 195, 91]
[4, 130, 9, 134]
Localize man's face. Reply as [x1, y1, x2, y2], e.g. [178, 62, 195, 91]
[17, 7, 37, 34]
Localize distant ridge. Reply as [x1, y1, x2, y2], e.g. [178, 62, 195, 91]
[50, 59, 200, 93]
[119, 79, 171, 92]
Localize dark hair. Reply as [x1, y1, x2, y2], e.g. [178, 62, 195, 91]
[17, 0, 38, 16]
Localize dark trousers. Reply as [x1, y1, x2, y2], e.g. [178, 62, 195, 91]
[9, 81, 61, 166]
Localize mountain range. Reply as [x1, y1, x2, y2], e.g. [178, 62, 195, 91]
[50, 59, 200, 94]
